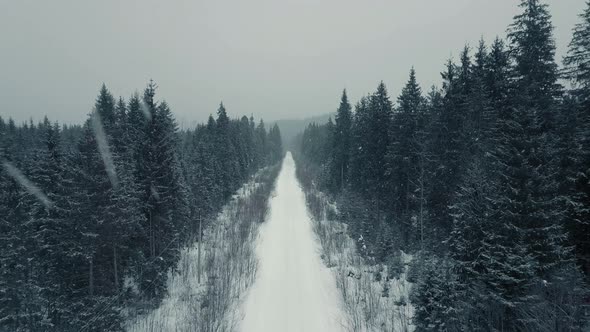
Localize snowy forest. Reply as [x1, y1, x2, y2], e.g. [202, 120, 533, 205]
[2, 0, 590, 331]
[0, 81, 283, 331]
[297, 0, 590, 331]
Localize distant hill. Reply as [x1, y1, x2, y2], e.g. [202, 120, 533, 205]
[273, 113, 335, 150]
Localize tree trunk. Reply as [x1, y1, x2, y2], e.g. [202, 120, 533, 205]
[341, 163, 344, 189]
[113, 246, 119, 290]
[419, 156, 425, 251]
[89, 257, 94, 297]
[149, 211, 155, 258]
[198, 214, 202, 284]
[406, 175, 410, 214]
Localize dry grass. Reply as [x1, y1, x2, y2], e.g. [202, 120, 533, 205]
[303, 188, 415, 332]
[126, 165, 280, 332]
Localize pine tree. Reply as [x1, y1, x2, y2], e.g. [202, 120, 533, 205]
[112, 97, 128, 156]
[215, 102, 240, 198]
[268, 123, 283, 164]
[563, 1, 590, 277]
[411, 256, 461, 332]
[369, 82, 393, 202]
[348, 96, 371, 196]
[235, 116, 253, 175]
[184, 124, 221, 222]
[449, 161, 494, 282]
[448, 155, 538, 330]
[331, 89, 353, 191]
[126, 93, 146, 160]
[389, 68, 424, 211]
[0, 149, 37, 330]
[249, 115, 262, 170]
[506, 0, 571, 277]
[508, 0, 561, 131]
[427, 60, 467, 234]
[469, 39, 494, 152]
[563, 1, 590, 107]
[95, 84, 117, 131]
[72, 88, 122, 300]
[485, 38, 511, 122]
[25, 118, 75, 328]
[344, 82, 394, 206]
[0, 80, 282, 330]
[384, 68, 426, 246]
[292, 1, 590, 329]
[255, 120, 268, 167]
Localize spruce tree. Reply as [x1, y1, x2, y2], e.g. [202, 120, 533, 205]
[348, 96, 371, 196]
[411, 256, 461, 332]
[384, 68, 426, 246]
[26, 118, 75, 328]
[388, 68, 424, 211]
[331, 89, 353, 192]
[428, 60, 467, 234]
[485, 38, 511, 122]
[508, 0, 561, 131]
[563, 1, 590, 277]
[215, 102, 240, 198]
[563, 1, 590, 106]
[255, 120, 268, 167]
[368, 82, 393, 202]
[268, 123, 283, 164]
[0, 157, 36, 330]
[469, 40, 494, 152]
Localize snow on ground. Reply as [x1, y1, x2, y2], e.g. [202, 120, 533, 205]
[126, 153, 410, 332]
[240, 152, 345, 332]
[126, 166, 279, 332]
[303, 184, 415, 332]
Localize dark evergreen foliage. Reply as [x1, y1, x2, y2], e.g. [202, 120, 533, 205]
[296, 0, 590, 329]
[0, 81, 282, 331]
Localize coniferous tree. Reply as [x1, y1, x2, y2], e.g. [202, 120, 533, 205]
[485, 38, 511, 123]
[427, 60, 466, 234]
[135, 83, 190, 296]
[507, 0, 569, 275]
[563, 1, 590, 102]
[255, 120, 268, 167]
[215, 102, 241, 198]
[383, 68, 427, 246]
[268, 123, 284, 164]
[26, 118, 75, 328]
[563, 1, 590, 277]
[296, 1, 589, 330]
[348, 96, 369, 194]
[508, 0, 561, 131]
[331, 89, 353, 192]
[0, 79, 281, 331]
[469, 39, 495, 153]
[411, 256, 461, 332]
[369, 82, 394, 203]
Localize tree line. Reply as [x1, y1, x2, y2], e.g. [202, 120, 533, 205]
[0, 81, 282, 331]
[297, 0, 590, 330]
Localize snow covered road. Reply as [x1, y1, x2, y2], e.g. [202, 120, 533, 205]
[240, 152, 344, 332]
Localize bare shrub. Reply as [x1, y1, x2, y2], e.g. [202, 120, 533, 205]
[126, 165, 280, 332]
[298, 172, 416, 331]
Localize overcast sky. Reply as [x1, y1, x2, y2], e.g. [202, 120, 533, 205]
[0, 1, 586, 127]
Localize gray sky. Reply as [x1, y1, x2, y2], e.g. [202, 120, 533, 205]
[0, 0, 586, 127]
